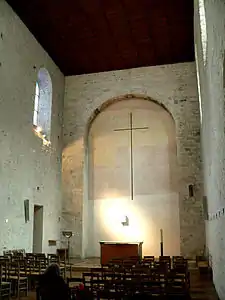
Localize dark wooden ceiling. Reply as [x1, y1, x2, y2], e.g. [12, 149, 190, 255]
[6, 0, 194, 76]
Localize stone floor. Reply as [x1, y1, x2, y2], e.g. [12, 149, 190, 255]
[15, 259, 218, 300]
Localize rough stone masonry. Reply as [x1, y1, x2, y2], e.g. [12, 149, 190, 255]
[62, 62, 205, 259]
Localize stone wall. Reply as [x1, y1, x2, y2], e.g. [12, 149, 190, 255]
[0, 1, 65, 254]
[194, 0, 225, 298]
[62, 62, 205, 258]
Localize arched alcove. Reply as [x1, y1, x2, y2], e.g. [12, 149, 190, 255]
[84, 98, 180, 257]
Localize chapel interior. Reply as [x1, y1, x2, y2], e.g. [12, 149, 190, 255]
[0, 0, 224, 299]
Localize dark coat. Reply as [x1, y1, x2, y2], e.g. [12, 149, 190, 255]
[38, 269, 69, 300]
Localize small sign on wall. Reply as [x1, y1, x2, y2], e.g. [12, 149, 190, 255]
[48, 240, 57, 246]
[24, 199, 29, 223]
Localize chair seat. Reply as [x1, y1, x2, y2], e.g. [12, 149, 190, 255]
[198, 262, 208, 268]
[1, 281, 10, 286]
[19, 271, 27, 275]
[8, 275, 28, 280]
[29, 271, 40, 275]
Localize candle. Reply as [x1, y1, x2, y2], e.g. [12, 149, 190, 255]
[160, 229, 163, 243]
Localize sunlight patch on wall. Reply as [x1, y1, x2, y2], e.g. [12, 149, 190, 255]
[98, 197, 148, 243]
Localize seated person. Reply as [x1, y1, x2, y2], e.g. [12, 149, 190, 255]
[38, 263, 68, 300]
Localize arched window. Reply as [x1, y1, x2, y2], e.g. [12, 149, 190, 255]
[33, 68, 52, 146]
[199, 0, 207, 66]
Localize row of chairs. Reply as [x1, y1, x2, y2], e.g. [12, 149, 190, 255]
[68, 256, 190, 299]
[3, 249, 25, 257]
[108, 255, 188, 270]
[0, 252, 68, 299]
[2, 252, 63, 263]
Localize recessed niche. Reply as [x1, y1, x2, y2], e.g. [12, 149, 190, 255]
[188, 184, 194, 197]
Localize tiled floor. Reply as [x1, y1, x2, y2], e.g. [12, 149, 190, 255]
[16, 259, 218, 300]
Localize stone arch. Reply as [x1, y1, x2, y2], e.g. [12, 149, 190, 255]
[83, 95, 179, 258]
[85, 94, 175, 138]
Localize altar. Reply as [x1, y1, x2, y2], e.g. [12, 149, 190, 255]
[100, 241, 143, 265]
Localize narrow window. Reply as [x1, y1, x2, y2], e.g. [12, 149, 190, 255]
[199, 0, 207, 66]
[32, 68, 52, 146]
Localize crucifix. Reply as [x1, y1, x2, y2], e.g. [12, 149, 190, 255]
[114, 112, 148, 200]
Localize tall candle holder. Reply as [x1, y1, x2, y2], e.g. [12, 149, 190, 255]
[62, 231, 73, 264]
[160, 229, 164, 256]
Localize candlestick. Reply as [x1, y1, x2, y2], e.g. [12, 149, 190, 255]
[160, 229, 163, 243]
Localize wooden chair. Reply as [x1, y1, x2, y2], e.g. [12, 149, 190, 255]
[153, 262, 169, 274]
[82, 272, 97, 289]
[67, 276, 83, 286]
[24, 257, 39, 290]
[166, 270, 189, 299]
[3, 251, 11, 257]
[103, 272, 123, 282]
[97, 290, 125, 299]
[173, 264, 190, 288]
[142, 256, 155, 268]
[7, 261, 28, 298]
[109, 258, 123, 268]
[141, 280, 165, 298]
[0, 263, 11, 299]
[132, 266, 150, 275]
[3, 252, 12, 264]
[123, 259, 137, 271]
[58, 256, 68, 279]
[90, 278, 105, 296]
[172, 256, 185, 262]
[143, 255, 154, 261]
[11, 250, 24, 261]
[25, 253, 35, 260]
[34, 253, 46, 260]
[127, 256, 140, 266]
[47, 254, 59, 264]
[159, 256, 171, 269]
[67, 277, 84, 298]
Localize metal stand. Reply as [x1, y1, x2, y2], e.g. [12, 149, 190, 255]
[160, 242, 164, 256]
[62, 231, 73, 264]
[160, 229, 164, 256]
[67, 237, 72, 264]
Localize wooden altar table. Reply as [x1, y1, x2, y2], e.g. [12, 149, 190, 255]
[100, 241, 143, 265]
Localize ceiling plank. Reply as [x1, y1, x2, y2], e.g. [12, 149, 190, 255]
[6, 0, 194, 75]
